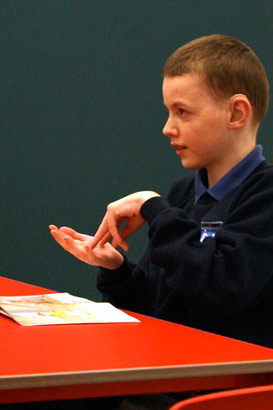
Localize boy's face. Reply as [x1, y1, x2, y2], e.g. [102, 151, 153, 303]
[162, 73, 233, 182]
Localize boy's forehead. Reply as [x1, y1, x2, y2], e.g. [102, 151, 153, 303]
[163, 73, 205, 89]
[162, 73, 209, 102]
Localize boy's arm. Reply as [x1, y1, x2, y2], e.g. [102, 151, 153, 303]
[97, 253, 151, 314]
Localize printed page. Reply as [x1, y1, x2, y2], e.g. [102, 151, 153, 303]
[0, 293, 139, 326]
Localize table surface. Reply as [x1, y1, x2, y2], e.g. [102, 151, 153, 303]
[1, 275, 273, 404]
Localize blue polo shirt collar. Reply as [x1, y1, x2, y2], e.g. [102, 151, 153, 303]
[194, 145, 265, 204]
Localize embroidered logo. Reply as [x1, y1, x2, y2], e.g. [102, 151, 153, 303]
[200, 221, 223, 243]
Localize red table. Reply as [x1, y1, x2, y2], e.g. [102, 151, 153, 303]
[1, 276, 273, 404]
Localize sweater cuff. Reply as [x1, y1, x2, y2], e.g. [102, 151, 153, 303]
[99, 256, 132, 285]
[140, 196, 170, 225]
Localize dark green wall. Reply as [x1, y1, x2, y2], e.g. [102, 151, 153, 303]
[1, 0, 272, 300]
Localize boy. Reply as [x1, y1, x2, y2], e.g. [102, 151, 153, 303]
[49, 34, 273, 349]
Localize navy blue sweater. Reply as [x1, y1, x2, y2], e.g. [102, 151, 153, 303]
[97, 160, 273, 348]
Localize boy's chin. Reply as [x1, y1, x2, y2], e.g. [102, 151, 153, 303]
[180, 159, 199, 170]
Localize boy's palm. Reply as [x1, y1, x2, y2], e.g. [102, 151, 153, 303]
[49, 225, 124, 270]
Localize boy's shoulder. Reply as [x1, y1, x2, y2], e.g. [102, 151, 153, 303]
[240, 160, 273, 189]
[235, 160, 273, 199]
[167, 173, 195, 207]
[166, 160, 273, 207]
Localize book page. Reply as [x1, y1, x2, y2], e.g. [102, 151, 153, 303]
[0, 293, 139, 326]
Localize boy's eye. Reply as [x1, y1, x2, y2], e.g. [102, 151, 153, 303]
[177, 108, 186, 116]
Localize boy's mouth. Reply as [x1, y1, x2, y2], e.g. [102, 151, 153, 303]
[171, 143, 187, 155]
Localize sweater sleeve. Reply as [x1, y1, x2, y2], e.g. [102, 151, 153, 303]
[97, 253, 151, 313]
[139, 173, 273, 321]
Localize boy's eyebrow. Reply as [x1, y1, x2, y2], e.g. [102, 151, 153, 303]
[163, 100, 193, 109]
[174, 100, 191, 108]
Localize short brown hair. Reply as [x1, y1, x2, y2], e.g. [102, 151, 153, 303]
[163, 34, 269, 123]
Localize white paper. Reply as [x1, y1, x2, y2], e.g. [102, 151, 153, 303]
[0, 293, 140, 326]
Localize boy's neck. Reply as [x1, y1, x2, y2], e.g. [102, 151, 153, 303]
[207, 138, 257, 188]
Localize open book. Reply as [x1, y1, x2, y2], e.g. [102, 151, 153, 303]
[0, 293, 139, 326]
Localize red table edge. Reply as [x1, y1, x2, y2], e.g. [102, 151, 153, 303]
[1, 360, 273, 391]
[1, 373, 273, 404]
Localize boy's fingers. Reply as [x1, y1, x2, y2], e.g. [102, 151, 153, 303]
[107, 215, 124, 247]
[62, 235, 78, 253]
[50, 229, 66, 246]
[91, 230, 107, 249]
[49, 224, 56, 229]
[59, 226, 76, 234]
[50, 228, 75, 249]
[95, 231, 129, 252]
[112, 237, 130, 252]
[96, 232, 112, 247]
[90, 216, 111, 248]
[49, 224, 59, 232]
[92, 223, 126, 251]
[60, 227, 90, 241]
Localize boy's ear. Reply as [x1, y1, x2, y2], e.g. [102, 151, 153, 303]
[228, 94, 252, 129]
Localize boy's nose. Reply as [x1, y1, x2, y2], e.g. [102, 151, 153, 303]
[162, 117, 178, 138]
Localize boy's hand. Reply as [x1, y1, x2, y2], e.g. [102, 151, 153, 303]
[91, 191, 160, 251]
[49, 225, 124, 270]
